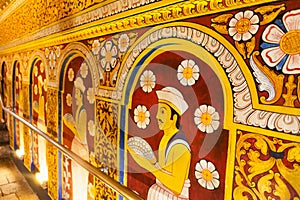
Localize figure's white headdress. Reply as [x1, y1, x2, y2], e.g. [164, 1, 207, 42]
[74, 77, 85, 93]
[156, 87, 188, 115]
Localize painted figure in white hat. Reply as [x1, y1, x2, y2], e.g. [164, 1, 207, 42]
[129, 86, 191, 200]
[33, 75, 48, 187]
[63, 76, 89, 200]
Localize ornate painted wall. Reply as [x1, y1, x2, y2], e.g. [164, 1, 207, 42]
[0, 0, 300, 199]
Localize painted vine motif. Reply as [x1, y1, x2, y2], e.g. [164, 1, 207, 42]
[211, 2, 300, 108]
[234, 130, 300, 199]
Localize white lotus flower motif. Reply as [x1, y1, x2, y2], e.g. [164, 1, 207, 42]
[43, 78, 48, 92]
[177, 59, 199, 86]
[92, 39, 101, 55]
[68, 68, 74, 82]
[55, 46, 61, 58]
[194, 105, 220, 134]
[88, 120, 95, 136]
[140, 70, 156, 93]
[118, 34, 130, 53]
[261, 9, 300, 74]
[134, 105, 150, 129]
[228, 10, 260, 41]
[66, 93, 72, 107]
[33, 66, 38, 77]
[49, 51, 56, 70]
[45, 48, 50, 58]
[195, 159, 220, 190]
[100, 40, 118, 71]
[34, 84, 38, 95]
[87, 88, 94, 104]
[80, 62, 88, 78]
[40, 63, 44, 73]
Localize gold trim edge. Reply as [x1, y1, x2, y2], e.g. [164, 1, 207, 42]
[0, 0, 281, 54]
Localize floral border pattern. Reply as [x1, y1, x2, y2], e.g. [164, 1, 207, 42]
[100, 25, 300, 134]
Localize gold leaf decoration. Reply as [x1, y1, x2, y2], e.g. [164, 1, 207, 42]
[95, 99, 118, 172]
[243, 0, 257, 3]
[273, 172, 291, 200]
[235, 41, 246, 59]
[94, 176, 117, 200]
[252, 51, 284, 104]
[298, 76, 300, 105]
[47, 143, 59, 200]
[234, 131, 300, 199]
[211, 13, 233, 34]
[211, 24, 228, 34]
[254, 4, 286, 25]
[233, 38, 255, 59]
[224, 0, 244, 7]
[277, 143, 300, 196]
[46, 87, 59, 199]
[276, 159, 300, 197]
[238, 132, 276, 182]
[211, 13, 233, 23]
[246, 37, 255, 59]
[46, 87, 58, 138]
[209, 0, 224, 10]
[94, 99, 118, 200]
[233, 172, 259, 200]
[286, 145, 300, 163]
[23, 125, 32, 171]
[282, 75, 297, 107]
[181, 2, 195, 16]
[193, 0, 209, 13]
[257, 170, 273, 197]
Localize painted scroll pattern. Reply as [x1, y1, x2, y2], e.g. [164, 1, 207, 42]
[234, 130, 300, 199]
[46, 87, 59, 200]
[94, 99, 118, 200]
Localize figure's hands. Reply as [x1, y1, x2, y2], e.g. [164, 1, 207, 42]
[127, 146, 157, 172]
[63, 113, 76, 132]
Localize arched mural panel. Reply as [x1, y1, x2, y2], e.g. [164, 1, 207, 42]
[13, 60, 22, 150]
[123, 38, 228, 199]
[60, 53, 96, 200]
[2, 60, 14, 149]
[1, 61, 7, 122]
[30, 57, 48, 179]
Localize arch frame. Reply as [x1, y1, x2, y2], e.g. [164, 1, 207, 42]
[113, 22, 300, 135]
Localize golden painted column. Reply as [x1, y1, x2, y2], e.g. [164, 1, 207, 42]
[94, 99, 118, 200]
[6, 80, 14, 150]
[21, 82, 32, 171]
[46, 87, 59, 200]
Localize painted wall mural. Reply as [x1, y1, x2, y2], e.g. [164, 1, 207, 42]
[31, 59, 48, 179]
[13, 61, 22, 150]
[126, 43, 227, 199]
[61, 55, 96, 200]
[0, 62, 6, 122]
[0, 0, 300, 200]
